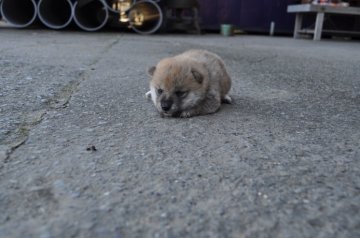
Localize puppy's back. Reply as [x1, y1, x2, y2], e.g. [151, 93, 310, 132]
[177, 50, 231, 98]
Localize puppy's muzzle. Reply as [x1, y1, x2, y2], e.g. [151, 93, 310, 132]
[161, 99, 173, 112]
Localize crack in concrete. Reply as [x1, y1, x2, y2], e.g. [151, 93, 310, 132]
[1, 110, 47, 162]
[1, 37, 121, 162]
[50, 37, 121, 109]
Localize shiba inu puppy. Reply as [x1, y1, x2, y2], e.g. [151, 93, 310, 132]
[146, 50, 232, 117]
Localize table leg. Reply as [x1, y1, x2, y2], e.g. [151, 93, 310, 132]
[294, 13, 303, 39]
[314, 12, 324, 41]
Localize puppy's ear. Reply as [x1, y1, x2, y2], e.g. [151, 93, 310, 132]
[147, 66, 156, 77]
[191, 69, 203, 84]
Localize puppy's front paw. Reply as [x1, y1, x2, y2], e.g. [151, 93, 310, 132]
[222, 95, 232, 104]
[145, 91, 151, 100]
[180, 111, 192, 118]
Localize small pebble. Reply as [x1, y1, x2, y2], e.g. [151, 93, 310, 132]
[86, 145, 97, 151]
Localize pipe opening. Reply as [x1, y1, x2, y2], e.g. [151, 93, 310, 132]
[129, 0, 163, 34]
[1, 0, 37, 27]
[73, 0, 108, 31]
[38, 0, 73, 29]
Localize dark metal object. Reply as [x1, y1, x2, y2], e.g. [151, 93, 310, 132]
[37, 0, 73, 29]
[163, 0, 201, 34]
[0, 0, 37, 28]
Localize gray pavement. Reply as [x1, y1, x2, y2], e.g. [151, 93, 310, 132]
[0, 29, 360, 238]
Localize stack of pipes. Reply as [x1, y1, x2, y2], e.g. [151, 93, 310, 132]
[0, 0, 164, 33]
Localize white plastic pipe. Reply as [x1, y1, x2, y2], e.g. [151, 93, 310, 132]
[38, 0, 73, 29]
[1, 0, 37, 28]
[128, 0, 163, 34]
[73, 0, 109, 32]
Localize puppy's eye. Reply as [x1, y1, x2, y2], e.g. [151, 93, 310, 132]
[175, 91, 188, 97]
[157, 89, 163, 95]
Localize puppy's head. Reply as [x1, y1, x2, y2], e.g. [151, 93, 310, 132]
[148, 58, 209, 117]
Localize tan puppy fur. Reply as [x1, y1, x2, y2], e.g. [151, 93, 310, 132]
[146, 50, 232, 117]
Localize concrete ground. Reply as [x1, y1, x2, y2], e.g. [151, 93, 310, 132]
[0, 29, 359, 238]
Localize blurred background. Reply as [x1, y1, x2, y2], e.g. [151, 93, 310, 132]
[0, 0, 359, 37]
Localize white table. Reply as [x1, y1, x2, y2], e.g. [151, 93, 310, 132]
[287, 4, 360, 40]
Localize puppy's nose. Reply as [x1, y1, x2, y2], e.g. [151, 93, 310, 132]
[161, 100, 173, 112]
